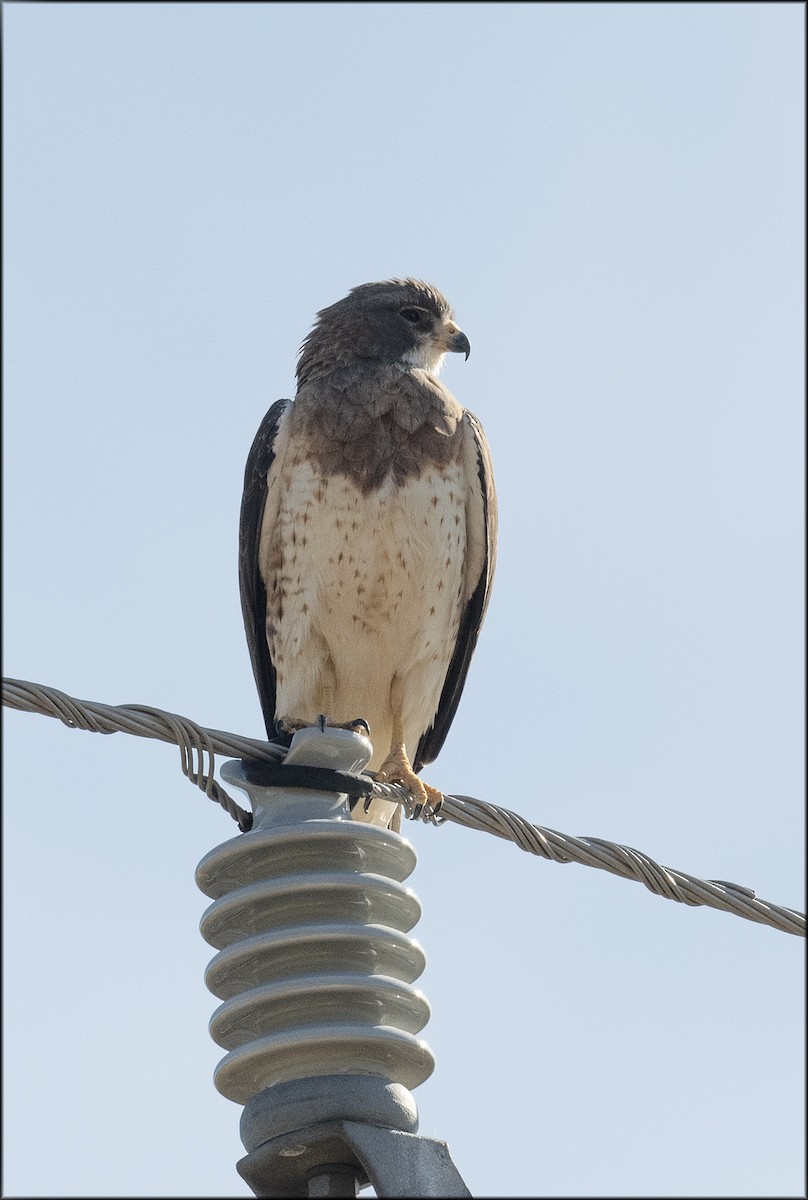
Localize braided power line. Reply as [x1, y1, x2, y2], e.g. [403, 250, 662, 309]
[4, 676, 804, 938]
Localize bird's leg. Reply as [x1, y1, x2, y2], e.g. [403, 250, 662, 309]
[375, 713, 444, 815]
[274, 662, 360, 737]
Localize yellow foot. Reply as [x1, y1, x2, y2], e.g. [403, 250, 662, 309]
[332, 718, 371, 736]
[274, 716, 312, 737]
[275, 715, 371, 736]
[375, 745, 444, 814]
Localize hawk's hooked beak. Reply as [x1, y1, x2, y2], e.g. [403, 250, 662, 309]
[444, 324, 471, 360]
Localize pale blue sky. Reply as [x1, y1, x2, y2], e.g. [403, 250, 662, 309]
[4, 3, 804, 1197]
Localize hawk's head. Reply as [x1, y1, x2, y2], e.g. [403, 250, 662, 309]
[297, 278, 470, 384]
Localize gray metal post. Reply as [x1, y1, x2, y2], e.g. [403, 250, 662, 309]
[196, 726, 470, 1197]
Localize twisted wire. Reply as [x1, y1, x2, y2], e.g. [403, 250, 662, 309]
[3, 677, 283, 831]
[3, 677, 803, 937]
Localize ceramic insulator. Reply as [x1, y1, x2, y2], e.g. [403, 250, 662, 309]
[196, 727, 435, 1109]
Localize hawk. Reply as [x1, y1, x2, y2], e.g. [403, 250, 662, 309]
[239, 279, 497, 828]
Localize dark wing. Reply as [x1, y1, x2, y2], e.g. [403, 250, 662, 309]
[414, 409, 498, 770]
[238, 398, 293, 738]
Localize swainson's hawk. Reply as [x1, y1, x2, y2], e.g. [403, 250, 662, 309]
[239, 279, 497, 828]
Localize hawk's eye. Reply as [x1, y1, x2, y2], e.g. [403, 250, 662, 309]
[400, 307, 424, 324]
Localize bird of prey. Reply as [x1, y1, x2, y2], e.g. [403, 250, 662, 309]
[239, 279, 497, 829]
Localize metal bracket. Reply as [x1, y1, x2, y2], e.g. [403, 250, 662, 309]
[237, 1119, 472, 1198]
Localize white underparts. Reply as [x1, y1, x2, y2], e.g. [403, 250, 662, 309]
[266, 458, 467, 772]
